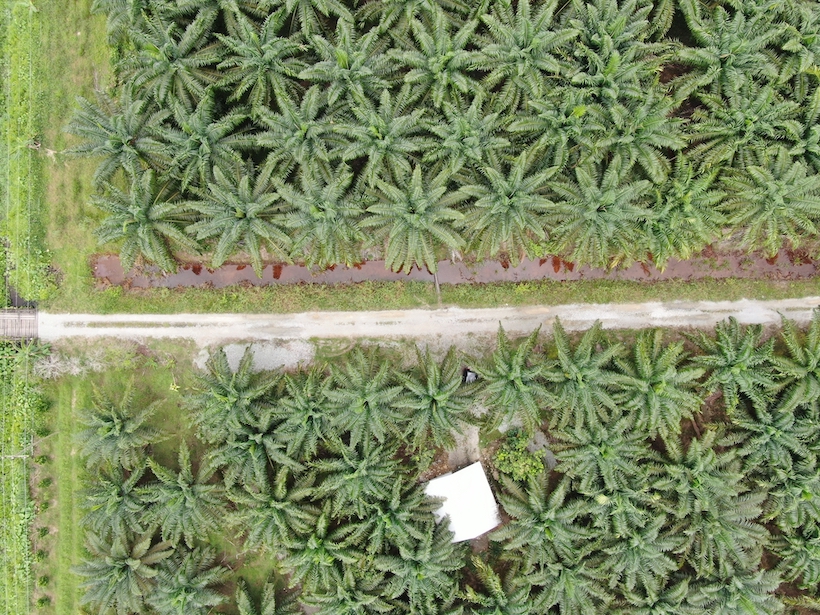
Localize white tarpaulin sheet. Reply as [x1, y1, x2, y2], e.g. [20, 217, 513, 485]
[424, 462, 501, 542]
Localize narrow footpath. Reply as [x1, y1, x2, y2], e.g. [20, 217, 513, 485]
[38, 296, 820, 346]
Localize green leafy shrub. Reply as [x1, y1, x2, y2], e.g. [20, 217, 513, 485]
[493, 429, 545, 482]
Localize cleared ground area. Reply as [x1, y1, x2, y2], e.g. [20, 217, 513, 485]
[39, 296, 820, 346]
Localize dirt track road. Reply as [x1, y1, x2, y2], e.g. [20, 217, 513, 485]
[38, 296, 820, 346]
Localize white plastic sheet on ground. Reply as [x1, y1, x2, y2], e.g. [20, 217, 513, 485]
[424, 462, 501, 542]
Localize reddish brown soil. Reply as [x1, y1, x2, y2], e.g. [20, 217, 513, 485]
[92, 247, 820, 289]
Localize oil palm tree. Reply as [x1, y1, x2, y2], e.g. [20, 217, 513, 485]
[596, 93, 686, 184]
[208, 406, 303, 490]
[675, 0, 785, 99]
[461, 555, 535, 615]
[422, 95, 511, 176]
[491, 473, 592, 569]
[510, 88, 606, 168]
[278, 164, 366, 269]
[473, 0, 577, 111]
[778, 1, 820, 94]
[474, 325, 547, 434]
[162, 90, 255, 191]
[65, 84, 170, 188]
[356, 0, 469, 38]
[141, 442, 225, 548]
[552, 419, 651, 495]
[765, 459, 820, 530]
[298, 572, 396, 615]
[688, 568, 784, 615]
[598, 514, 681, 602]
[643, 155, 726, 271]
[229, 467, 319, 554]
[374, 519, 466, 613]
[76, 381, 162, 471]
[81, 464, 149, 539]
[279, 0, 353, 37]
[729, 403, 815, 475]
[689, 317, 780, 414]
[171, 0, 267, 36]
[147, 546, 230, 615]
[528, 560, 613, 615]
[283, 501, 365, 592]
[771, 524, 820, 589]
[236, 578, 301, 615]
[460, 151, 557, 266]
[216, 11, 306, 112]
[774, 311, 820, 412]
[310, 439, 400, 519]
[336, 88, 428, 188]
[91, 0, 155, 45]
[323, 347, 404, 449]
[93, 169, 198, 273]
[190, 346, 278, 444]
[271, 366, 334, 462]
[76, 529, 175, 615]
[790, 86, 820, 173]
[656, 430, 768, 578]
[586, 485, 657, 543]
[298, 19, 394, 107]
[122, 10, 223, 112]
[612, 578, 700, 615]
[354, 477, 437, 555]
[546, 156, 653, 269]
[541, 319, 627, 431]
[394, 346, 475, 451]
[614, 329, 705, 452]
[720, 152, 820, 258]
[391, 8, 483, 108]
[687, 86, 802, 170]
[184, 164, 291, 276]
[564, 0, 666, 104]
[256, 86, 339, 181]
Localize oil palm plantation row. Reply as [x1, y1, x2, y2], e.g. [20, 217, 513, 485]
[70, 0, 820, 275]
[73, 314, 820, 613]
[482, 314, 820, 613]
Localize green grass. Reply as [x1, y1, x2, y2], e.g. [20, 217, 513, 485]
[50, 381, 84, 615]
[39, 275, 820, 314]
[37, 0, 107, 310]
[0, 1, 56, 302]
[0, 345, 43, 615]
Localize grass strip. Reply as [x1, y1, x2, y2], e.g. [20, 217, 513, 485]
[51, 382, 84, 615]
[0, 345, 42, 615]
[39, 276, 820, 315]
[0, 1, 54, 302]
[38, 0, 107, 312]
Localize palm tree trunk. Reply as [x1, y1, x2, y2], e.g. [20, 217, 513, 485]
[433, 271, 441, 306]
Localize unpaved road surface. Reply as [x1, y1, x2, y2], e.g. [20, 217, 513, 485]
[39, 296, 820, 347]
